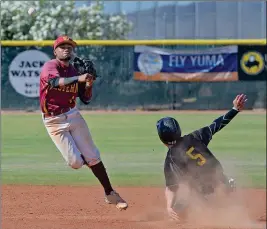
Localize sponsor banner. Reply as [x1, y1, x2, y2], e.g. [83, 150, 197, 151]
[238, 45, 267, 81]
[9, 50, 50, 97]
[133, 45, 238, 82]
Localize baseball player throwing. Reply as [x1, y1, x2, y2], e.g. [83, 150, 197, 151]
[156, 94, 247, 220]
[39, 35, 128, 210]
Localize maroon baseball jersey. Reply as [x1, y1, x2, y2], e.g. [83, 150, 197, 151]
[39, 59, 92, 114]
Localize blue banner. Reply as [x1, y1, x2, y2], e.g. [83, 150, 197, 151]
[134, 45, 238, 82]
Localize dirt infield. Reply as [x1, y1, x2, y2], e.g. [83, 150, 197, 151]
[2, 185, 266, 229]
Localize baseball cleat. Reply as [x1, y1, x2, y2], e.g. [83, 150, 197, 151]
[105, 191, 128, 210]
[228, 178, 236, 192]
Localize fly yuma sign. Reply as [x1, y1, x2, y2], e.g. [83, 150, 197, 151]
[134, 45, 238, 82]
[9, 50, 50, 98]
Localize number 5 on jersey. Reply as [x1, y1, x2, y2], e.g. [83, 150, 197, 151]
[186, 147, 206, 166]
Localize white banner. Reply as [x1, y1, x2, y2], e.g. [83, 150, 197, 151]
[9, 50, 50, 98]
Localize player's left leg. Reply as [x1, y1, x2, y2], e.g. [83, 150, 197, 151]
[69, 109, 128, 210]
[213, 162, 236, 194]
[216, 170, 236, 193]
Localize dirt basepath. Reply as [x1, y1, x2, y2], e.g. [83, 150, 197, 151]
[2, 185, 266, 229]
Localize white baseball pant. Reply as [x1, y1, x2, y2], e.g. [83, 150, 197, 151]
[42, 107, 101, 169]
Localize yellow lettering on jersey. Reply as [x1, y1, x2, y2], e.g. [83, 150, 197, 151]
[49, 83, 77, 93]
[70, 84, 75, 93]
[186, 146, 206, 166]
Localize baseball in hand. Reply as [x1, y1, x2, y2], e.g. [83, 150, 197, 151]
[28, 7, 36, 15]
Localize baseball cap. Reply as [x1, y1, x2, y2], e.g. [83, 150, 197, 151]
[53, 35, 77, 50]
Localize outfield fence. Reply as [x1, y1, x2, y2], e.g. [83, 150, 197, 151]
[1, 39, 266, 111]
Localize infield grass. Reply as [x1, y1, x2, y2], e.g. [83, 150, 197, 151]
[1, 112, 266, 188]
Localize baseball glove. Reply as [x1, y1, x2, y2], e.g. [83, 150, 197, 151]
[73, 56, 98, 80]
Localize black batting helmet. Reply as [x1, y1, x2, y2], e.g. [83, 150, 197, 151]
[156, 117, 181, 145]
